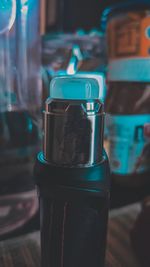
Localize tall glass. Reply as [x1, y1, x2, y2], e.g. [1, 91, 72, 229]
[0, 0, 41, 238]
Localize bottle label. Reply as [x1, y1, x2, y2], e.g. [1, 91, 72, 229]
[107, 11, 150, 60]
[106, 114, 150, 175]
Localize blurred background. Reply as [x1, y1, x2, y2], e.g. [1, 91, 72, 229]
[0, 0, 150, 266]
[40, 0, 120, 33]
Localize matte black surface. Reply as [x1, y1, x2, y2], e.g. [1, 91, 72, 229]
[40, 196, 108, 267]
[35, 152, 110, 267]
[35, 152, 110, 197]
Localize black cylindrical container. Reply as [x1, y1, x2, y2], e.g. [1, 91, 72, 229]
[34, 75, 110, 267]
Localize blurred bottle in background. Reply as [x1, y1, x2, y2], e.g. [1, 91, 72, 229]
[0, 0, 41, 239]
[104, 0, 150, 188]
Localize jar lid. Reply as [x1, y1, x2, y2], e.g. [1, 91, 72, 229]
[108, 58, 150, 82]
[101, 0, 150, 31]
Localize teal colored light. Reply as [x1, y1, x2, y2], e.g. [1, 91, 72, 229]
[146, 26, 150, 39]
[101, 7, 111, 31]
[0, 1, 10, 10]
[28, 119, 33, 132]
[27, 116, 33, 132]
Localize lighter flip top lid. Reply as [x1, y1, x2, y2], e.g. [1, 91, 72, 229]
[49, 73, 105, 101]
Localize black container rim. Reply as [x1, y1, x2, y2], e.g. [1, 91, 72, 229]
[34, 152, 110, 198]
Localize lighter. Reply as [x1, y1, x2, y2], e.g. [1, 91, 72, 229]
[34, 74, 110, 267]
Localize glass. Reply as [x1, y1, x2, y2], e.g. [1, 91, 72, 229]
[0, 0, 41, 239]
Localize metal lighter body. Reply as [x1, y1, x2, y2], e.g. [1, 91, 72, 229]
[34, 75, 110, 267]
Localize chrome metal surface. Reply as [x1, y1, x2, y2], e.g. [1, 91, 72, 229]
[44, 98, 104, 167]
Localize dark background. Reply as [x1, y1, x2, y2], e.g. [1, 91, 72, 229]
[46, 0, 121, 32]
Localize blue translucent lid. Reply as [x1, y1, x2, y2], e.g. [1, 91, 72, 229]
[50, 73, 105, 101]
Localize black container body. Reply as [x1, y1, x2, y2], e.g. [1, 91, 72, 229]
[35, 152, 110, 267]
[40, 195, 108, 267]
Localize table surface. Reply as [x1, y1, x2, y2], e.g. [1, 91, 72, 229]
[0, 177, 149, 242]
[0, 203, 141, 267]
